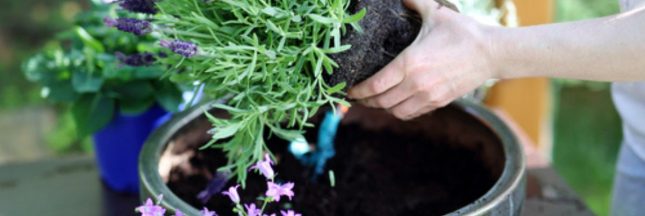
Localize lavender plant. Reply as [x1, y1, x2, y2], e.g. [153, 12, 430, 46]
[22, 1, 182, 136]
[108, 0, 365, 185]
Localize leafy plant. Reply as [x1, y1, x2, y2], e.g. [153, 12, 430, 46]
[108, 0, 364, 186]
[109, 0, 518, 188]
[22, 1, 182, 137]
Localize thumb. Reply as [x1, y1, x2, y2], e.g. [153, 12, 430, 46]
[403, 0, 459, 21]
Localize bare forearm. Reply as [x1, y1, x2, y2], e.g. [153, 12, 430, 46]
[491, 7, 645, 81]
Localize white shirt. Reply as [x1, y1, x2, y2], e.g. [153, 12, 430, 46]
[613, 0, 645, 161]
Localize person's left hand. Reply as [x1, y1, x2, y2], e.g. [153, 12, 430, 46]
[348, 0, 500, 120]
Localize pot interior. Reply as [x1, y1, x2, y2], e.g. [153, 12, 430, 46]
[159, 104, 505, 216]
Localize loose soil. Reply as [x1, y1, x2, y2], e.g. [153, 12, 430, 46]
[327, 0, 458, 87]
[164, 105, 503, 216]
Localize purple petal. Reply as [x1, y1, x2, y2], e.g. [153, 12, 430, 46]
[105, 17, 152, 36]
[103, 17, 117, 27]
[160, 40, 199, 58]
[221, 185, 240, 203]
[197, 172, 229, 204]
[280, 210, 301, 216]
[118, 0, 158, 14]
[252, 154, 275, 179]
[200, 207, 218, 216]
[244, 203, 262, 216]
[116, 52, 156, 66]
[175, 210, 185, 216]
[135, 198, 166, 216]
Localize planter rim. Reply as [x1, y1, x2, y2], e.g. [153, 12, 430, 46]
[139, 100, 525, 216]
[449, 100, 526, 216]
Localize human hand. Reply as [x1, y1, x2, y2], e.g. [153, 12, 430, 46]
[348, 0, 500, 120]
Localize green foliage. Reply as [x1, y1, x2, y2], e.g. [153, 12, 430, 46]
[22, 2, 182, 137]
[553, 85, 621, 216]
[153, 0, 363, 186]
[556, 0, 620, 22]
[0, 0, 81, 109]
[46, 109, 93, 154]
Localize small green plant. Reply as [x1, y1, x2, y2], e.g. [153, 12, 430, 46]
[22, 1, 182, 137]
[108, 0, 365, 186]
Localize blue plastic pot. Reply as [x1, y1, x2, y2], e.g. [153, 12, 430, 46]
[93, 105, 170, 194]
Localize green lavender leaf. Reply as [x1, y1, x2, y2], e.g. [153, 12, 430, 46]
[154, 0, 363, 186]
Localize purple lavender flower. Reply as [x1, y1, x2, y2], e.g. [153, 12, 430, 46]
[280, 210, 301, 216]
[104, 17, 152, 36]
[265, 182, 295, 202]
[222, 185, 241, 204]
[197, 172, 229, 204]
[135, 198, 166, 216]
[251, 154, 275, 180]
[175, 210, 185, 216]
[160, 40, 199, 58]
[244, 203, 261, 216]
[118, 0, 158, 14]
[200, 207, 218, 216]
[116, 52, 156, 66]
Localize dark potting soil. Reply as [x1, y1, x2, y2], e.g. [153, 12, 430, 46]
[165, 109, 498, 216]
[327, 0, 458, 87]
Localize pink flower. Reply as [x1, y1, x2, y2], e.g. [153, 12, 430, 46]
[244, 203, 261, 216]
[265, 182, 295, 202]
[252, 154, 275, 180]
[222, 185, 241, 204]
[200, 207, 218, 216]
[280, 210, 301, 216]
[135, 198, 166, 216]
[175, 210, 185, 216]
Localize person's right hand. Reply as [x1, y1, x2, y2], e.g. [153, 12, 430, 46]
[348, 0, 501, 120]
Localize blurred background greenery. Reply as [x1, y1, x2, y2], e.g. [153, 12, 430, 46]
[0, 0, 92, 162]
[0, 0, 626, 215]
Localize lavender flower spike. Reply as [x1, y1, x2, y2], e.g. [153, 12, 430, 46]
[135, 198, 166, 216]
[265, 182, 295, 202]
[116, 52, 156, 66]
[197, 172, 229, 204]
[200, 207, 218, 216]
[244, 203, 261, 216]
[280, 210, 302, 216]
[160, 40, 199, 58]
[222, 185, 241, 204]
[104, 17, 152, 36]
[118, 0, 158, 14]
[251, 154, 275, 180]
